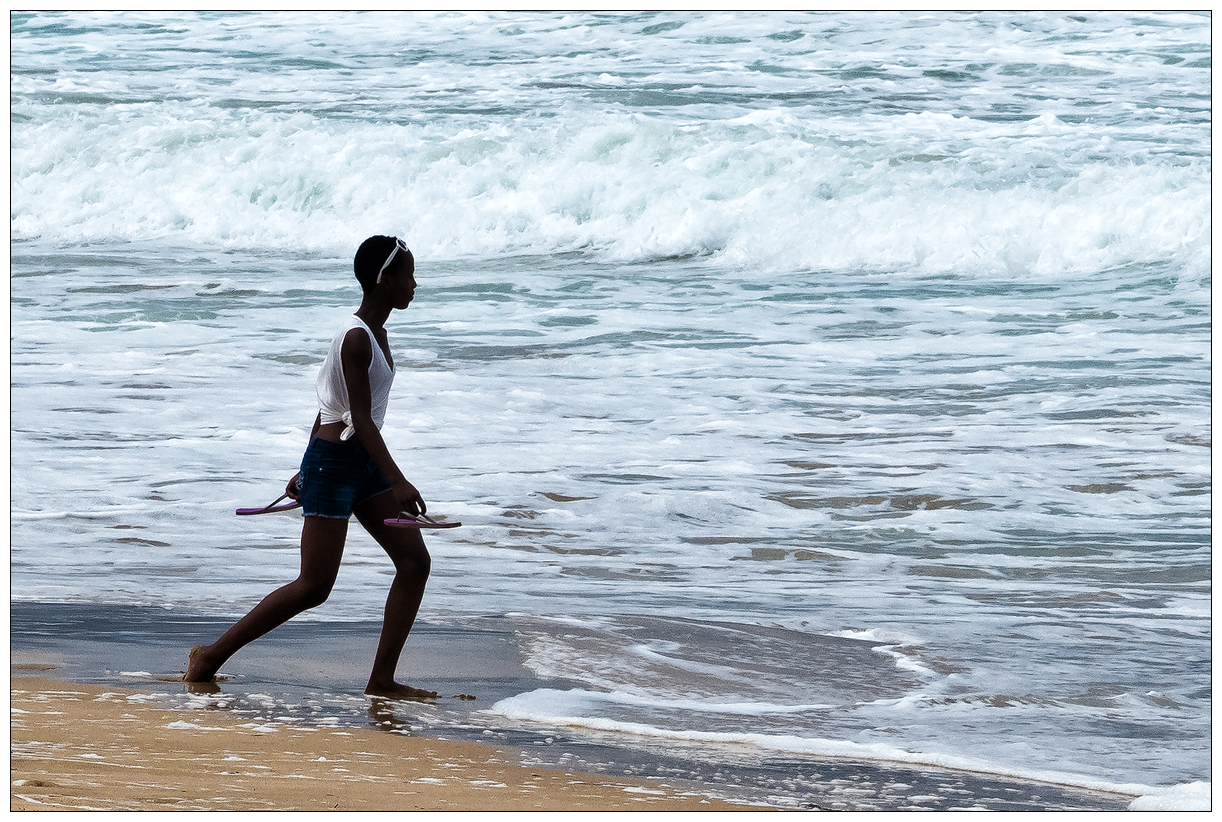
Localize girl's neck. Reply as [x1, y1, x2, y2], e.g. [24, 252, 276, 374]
[355, 299, 391, 331]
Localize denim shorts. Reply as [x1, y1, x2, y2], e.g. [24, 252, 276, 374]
[298, 437, 392, 519]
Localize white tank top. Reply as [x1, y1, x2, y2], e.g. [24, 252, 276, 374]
[316, 315, 395, 441]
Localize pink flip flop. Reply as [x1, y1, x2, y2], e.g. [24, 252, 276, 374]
[236, 494, 302, 516]
[384, 513, 462, 529]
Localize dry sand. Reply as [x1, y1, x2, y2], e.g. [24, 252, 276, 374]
[11, 677, 762, 812]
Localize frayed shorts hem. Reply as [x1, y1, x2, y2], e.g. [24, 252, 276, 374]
[302, 487, 393, 519]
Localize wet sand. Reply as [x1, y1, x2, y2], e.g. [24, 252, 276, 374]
[10, 677, 758, 812]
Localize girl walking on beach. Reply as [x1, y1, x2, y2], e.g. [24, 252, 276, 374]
[186, 236, 436, 700]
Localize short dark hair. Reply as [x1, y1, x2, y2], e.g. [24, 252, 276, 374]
[354, 235, 401, 293]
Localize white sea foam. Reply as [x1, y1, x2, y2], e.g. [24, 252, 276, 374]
[1127, 782, 1211, 812]
[165, 720, 228, 731]
[10, 105, 1208, 280]
[504, 687, 832, 718]
[11, 12, 1210, 281]
[488, 687, 1201, 805]
[824, 627, 925, 646]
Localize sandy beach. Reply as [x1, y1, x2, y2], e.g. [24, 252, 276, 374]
[11, 676, 760, 812]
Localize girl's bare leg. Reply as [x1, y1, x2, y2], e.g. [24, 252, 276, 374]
[185, 516, 349, 682]
[353, 491, 435, 700]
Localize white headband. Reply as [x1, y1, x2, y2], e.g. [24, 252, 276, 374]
[376, 239, 406, 283]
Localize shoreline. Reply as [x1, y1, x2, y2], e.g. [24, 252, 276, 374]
[9, 603, 1169, 811]
[11, 667, 1158, 813]
[11, 676, 760, 812]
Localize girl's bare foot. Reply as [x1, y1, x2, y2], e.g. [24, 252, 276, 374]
[365, 679, 438, 701]
[184, 644, 218, 683]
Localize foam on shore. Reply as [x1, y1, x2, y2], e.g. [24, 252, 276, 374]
[489, 687, 1208, 811]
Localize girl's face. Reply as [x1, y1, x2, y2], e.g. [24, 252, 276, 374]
[384, 251, 416, 309]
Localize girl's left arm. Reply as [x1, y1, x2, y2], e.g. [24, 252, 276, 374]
[340, 327, 426, 516]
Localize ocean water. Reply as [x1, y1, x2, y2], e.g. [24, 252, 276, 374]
[10, 11, 1211, 809]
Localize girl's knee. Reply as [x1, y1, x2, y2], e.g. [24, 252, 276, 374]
[295, 577, 335, 609]
[397, 544, 430, 578]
